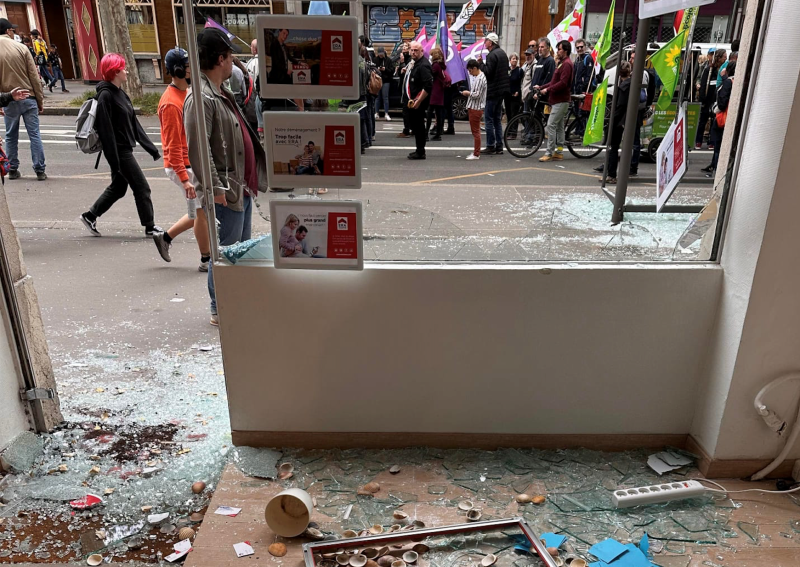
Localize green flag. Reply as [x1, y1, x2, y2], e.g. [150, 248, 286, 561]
[650, 31, 686, 111]
[583, 77, 609, 146]
[591, 0, 615, 70]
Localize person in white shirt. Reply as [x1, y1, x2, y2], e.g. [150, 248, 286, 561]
[461, 59, 487, 160]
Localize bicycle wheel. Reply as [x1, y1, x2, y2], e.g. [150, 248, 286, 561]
[504, 113, 544, 158]
[565, 116, 603, 159]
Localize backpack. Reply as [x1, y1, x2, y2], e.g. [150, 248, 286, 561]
[75, 97, 102, 155]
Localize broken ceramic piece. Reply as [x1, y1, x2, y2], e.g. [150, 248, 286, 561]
[412, 520, 425, 528]
[363, 482, 381, 493]
[86, 555, 103, 566]
[546, 548, 559, 557]
[378, 557, 394, 567]
[191, 481, 206, 494]
[481, 554, 497, 567]
[389, 465, 401, 474]
[306, 527, 325, 540]
[342, 529, 359, 538]
[391, 561, 406, 567]
[269, 543, 288, 557]
[569, 560, 587, 567]
[369, 524, 384, 535]
[362, 548, 380, 559]
[458, 500, 474, 511]
[393, 510, 408, 521]
[402, 551, 418, 564]
[350, 554, 368, 567]
[412, 544, 430, 554]
[516, 494, 532, 504]
[337, 555, 352, 565]
[467, 509, 482, 521]
[190, 512, 204, 522]
[532, 495, 546, 505]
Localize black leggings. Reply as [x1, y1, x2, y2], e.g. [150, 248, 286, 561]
[426, 104, 444, 137]
[90, 148, 154, 227]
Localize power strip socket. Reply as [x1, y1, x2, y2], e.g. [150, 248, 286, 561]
[612, 480, 707, 509]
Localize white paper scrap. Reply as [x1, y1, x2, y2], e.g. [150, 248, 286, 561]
[656, 451, 693, 467]
[165, 547, 192, 562]
[647, 454, 681, 475]
[234, 541, 255, 557]
[214, 506, 242, 517]
[147, 512, 169, 524]
[174, 539, 193, 553]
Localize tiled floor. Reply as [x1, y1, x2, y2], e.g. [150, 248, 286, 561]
[184, 460, 800, 567]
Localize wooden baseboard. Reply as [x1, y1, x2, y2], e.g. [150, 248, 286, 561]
[687, 435, 797, 479]
[231, 431, 688, 451]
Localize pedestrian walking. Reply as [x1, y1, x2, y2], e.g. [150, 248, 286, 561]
[398, 42, 414, 138]
[184, 28, 268, 326]
[536, 40, 573, 162]
[358, 46, 372, 152]
[406, 40, 433, 160]
[695, 49, 726, 149]
[151, 48, 212, 272]
[479, 33, 509, 155]
[601, 61, 632, 184]
[376, 47, 394, 119]
[571, 39, 594, 137]
[79, 53, 162, 237]
[47, 45, 69, 93]
[703, 61, 736, 178]
[0, 18, 46, 181]
[245, 39, 263, 138]
[505, 53, 523, 139]
[426, 47, 447, 141]
[462, 59, 487, 160]
[30, 30, 55, 91]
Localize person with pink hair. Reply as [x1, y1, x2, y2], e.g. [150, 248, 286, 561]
[79, 53, 162, 237]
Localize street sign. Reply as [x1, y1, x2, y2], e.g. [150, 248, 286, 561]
[639, 0, 716, 20]
[257, 15, 359, 100]
[270, 200, 364, 270]
[264, 112, 362, 190]
[656, 106, 688, 212]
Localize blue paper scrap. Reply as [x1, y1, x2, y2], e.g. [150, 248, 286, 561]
[540, 533, 567, 549]
[589, 539, 628, 564]
[616, 544, 652, 567]
[639, 533, 650, 557]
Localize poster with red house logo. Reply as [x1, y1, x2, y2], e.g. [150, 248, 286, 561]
[265, 112, 361, 190]
[656, 106, 687, 212]
[257, 15, 359, 99]
[270, 200, 363, 270]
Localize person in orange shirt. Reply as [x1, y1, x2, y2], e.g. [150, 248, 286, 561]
[152, 48, 211, 271]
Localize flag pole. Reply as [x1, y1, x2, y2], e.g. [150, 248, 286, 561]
[600, 0, 629, 200]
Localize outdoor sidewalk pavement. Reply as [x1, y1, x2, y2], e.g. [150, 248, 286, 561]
[37, 80, 166, 114]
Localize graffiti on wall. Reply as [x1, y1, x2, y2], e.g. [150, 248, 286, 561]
[368, 6, 498, 45]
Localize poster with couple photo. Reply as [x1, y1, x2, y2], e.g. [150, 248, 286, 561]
[270, 200, 363, 270]
[265, 112, 361, 190]
[256, 15, 359, 99]
[657, 106, 687, 212]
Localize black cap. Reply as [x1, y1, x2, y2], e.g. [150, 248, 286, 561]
[165, 47, 189, 75]
[197, 28, 241, 55]
[525, 47, 535, 55]
[0, 18, 18, 34]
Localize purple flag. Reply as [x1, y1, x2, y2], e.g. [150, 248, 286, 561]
[460, 38, 488, 68]
[445, 26, 466, 84]
[204, 17, 236, 42]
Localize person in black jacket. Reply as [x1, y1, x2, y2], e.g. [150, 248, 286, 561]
[406, 41, 433, 160]
[505, 53, 524, 138]
[526, 37, 555, 124]
[703, 61, 735, 177]
[479, 33, 509, 155]
[376, 47, 394, 120]
[79, 53, 162, 237]
[695, 48, 726, 148]
[602, 62, 632, 184]
[572, 39, 594, 137]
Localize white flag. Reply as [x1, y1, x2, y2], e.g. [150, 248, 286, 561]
[449, 0, 484, 33]
[547, 0, 586, 52]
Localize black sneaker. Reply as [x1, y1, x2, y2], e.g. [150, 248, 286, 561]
[80, 213, 101, 237]
[593, 164, 605, 172]
[36, 171, 47, 181]
[629, 169, 638, 177]
[444, 129, 455, 135]
[152, 232, 172, 262]
[494, 146, 504, 155]
[407, 152, 426, 160]
[8, 170, 20, 180]
[482, 147, 497, 155]
[145, 225, 164, 236]
[701, 165, 714, 173]
[430, 135, 442, 141]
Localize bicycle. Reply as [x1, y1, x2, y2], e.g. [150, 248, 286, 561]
[503, 92, 604, 159]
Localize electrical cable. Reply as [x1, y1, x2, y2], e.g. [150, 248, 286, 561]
[696, 478, 800, 495]
[750, 372, 800, 481]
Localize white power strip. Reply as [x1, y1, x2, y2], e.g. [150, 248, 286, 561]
[612, 480, 708, 508]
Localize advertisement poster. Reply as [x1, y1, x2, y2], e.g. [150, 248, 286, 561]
[257, 15, 359, 100]
[657, 106, 687, 212]
[639, 0, 716, 20]
[264, 112, 361, 190]
[270, 200, 363, 270]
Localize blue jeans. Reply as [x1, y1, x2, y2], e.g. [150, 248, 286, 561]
[255, 97, 263, 130]
[209, 194, 252, 315]
[49, 67, 66, 91]
[38, 64, 53, 86]
[484, 97, 504, 148]
[377, 83, 390, 115]
[3, 98, 45, 173]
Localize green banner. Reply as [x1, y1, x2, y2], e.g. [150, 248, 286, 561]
[583, 77, 609, 146]
[653, 102, 701, 145]
[650, 31, 685, 111]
